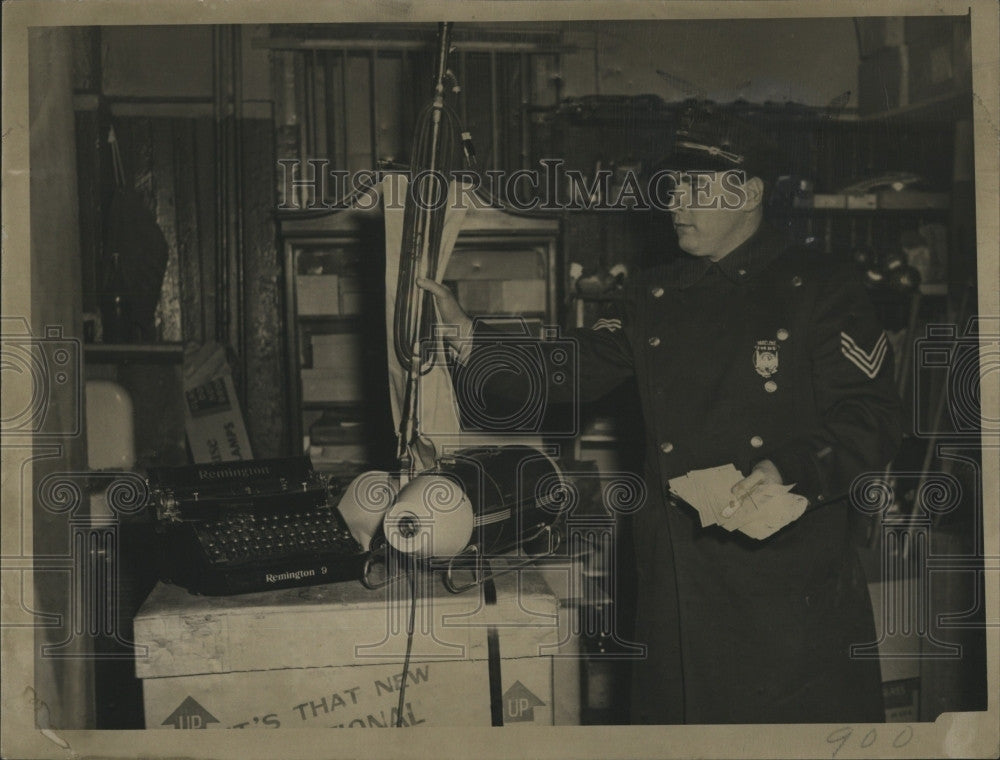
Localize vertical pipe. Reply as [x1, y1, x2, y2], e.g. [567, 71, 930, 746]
[301, 51, 314, 167]
[310, 51, 319, 156]
[341, 50, 349, 172]
[190, 120, 207, 343]
[233, 25, 246, 398]
[490, 50, 499, 172]
[213, 25, 230, 344]
[401, 49, 413, 161]
[459, 49, 467, 127]
[519, 52, 529, 171]
[323, 52, 337, 166]
[369, 48, 380, 166]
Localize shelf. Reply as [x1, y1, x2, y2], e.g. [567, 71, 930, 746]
[787, 192, 950, 212]
[919, 283, 948, 297]
[853, 89, 973, 124]
[84, 343, 184, 364]
[297, 314, 364, 324]
[301, 401, 365, 414]
[579, 433, 618, 444]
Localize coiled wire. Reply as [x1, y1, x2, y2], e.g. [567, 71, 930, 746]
[393, 99, 464, 375]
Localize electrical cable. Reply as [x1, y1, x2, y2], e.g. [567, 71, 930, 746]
[395, 556, 419, 727]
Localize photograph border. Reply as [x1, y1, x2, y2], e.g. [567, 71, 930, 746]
[2, 1, 997, 758]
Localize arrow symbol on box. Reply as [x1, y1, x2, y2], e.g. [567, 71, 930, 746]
[162, 696, 219, 729]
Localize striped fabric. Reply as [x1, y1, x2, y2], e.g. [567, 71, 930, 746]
[592, 318, 622, 332]
[840, 330, 888, 379]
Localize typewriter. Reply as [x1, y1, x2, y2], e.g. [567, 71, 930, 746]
[147, 457, 367, 596]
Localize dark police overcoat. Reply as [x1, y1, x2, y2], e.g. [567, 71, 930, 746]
[461, 226, 902, 724]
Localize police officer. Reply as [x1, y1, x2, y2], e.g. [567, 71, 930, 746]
[418, 111, 902, 724]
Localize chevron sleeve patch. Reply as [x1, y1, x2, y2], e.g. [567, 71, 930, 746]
[840, 330, 888, 379]
[591, 318, 622, 332]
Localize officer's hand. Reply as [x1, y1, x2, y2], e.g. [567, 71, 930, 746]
[730, 459, 783, 497]
[416, 277, 473, 353]
[729, 460, 808, 540]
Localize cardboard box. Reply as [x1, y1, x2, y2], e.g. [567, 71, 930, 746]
[303, 334, 364, 402]
[846, 193, 879, 210]
[301, 368, 363, 402]
[905, 16, 970, 103]
[297, 275, 340, 316]
[338, 276, 366, 316]
[877, 190, 949, 210]
[310, 333, 363, 368]
[858, 18, 970, 116]
[883, 677, 920, 723]
[456, 280, 547, 314]
[811, 194, 847, 209]
[183, 374, 253, 463]
[134, 570, 578, 728]
[445, 249, 545, 281]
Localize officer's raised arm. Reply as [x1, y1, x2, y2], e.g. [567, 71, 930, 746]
[416, 277, 473, 357]
[416, 276, 636, 411]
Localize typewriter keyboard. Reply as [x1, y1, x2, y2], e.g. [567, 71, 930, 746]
[196, 509, 359, 566]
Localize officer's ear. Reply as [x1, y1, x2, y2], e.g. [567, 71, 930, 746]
[741, 176, 765, 211]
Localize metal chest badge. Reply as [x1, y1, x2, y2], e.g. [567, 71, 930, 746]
[753, 339, 779, 378]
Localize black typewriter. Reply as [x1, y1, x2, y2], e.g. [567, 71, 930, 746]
[146, 457, 367, 596]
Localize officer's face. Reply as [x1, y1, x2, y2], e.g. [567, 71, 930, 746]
[669, 172, 764, 261]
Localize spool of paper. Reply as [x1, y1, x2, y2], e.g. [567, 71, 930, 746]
[336, 471, 398, 549]
[384, 474, 474, 558]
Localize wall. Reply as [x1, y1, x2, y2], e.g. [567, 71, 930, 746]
[99, 20, 860, 107]
[559, 19, 859, 107]
[100, 25, 271, 103]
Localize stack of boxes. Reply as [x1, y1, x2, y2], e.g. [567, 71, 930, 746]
[857, 16, 972, 116]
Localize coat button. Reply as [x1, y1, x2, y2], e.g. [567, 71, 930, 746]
[776, 328, 789, 341]
[659, 441, 674, 453]
[791, 275, 803, 287]
[764, 380, 778, 393]
[750, 435, 764, 448]
[651, 286, 664, 298]
[648, 336, 661, 347]
[737, 268, 748, 277]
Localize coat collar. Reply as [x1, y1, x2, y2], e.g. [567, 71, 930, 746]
[662, 224, 792, 290]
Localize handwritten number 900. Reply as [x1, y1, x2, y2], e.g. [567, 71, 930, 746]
[827, 726, 912, 757]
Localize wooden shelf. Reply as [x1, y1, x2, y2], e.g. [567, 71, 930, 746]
[789, 192, 950, 212]
[84, 343, 184, 364]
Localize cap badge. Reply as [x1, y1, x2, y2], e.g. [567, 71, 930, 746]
[753, 339, 779, 378]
